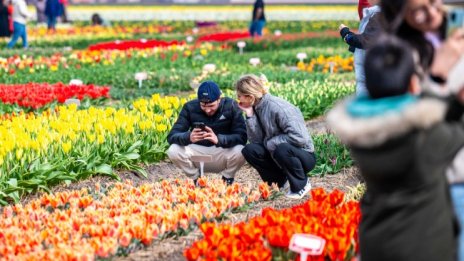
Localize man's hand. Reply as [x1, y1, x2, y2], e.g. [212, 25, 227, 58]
[190, 128, 206, 143]
[202, 126, 218, 144]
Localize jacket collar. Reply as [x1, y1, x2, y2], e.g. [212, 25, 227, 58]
[327, 95, 447, 148]
[254, 93, 270, 111]
[363, 5, 381, 17]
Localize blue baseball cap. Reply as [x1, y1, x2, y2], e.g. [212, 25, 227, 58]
[197, 81, 221, 103]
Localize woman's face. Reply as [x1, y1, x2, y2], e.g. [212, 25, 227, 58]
[404, 0, 444, 32]
[236, 93, 254, 108]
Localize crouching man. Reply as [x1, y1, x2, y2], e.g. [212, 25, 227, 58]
[167, 81, 247, 185]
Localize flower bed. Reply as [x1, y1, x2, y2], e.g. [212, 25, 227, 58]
[185, 188, 360, 261]
[0, 179, 277, 260]
[88, 39, 184, 51]
[0, 83, 110, 109]
[198, 31, 250, 42]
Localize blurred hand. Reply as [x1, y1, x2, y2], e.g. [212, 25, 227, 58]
[190, 128, 206, 143]
[202, 126, 218, 144]
[458, 88, 464, 104]
[430, 29, 464, 80]
[339, 24, 347, 31]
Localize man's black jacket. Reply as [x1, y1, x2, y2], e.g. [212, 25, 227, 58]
[167, 97, 247, 148]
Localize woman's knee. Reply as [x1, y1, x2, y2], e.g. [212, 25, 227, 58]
[273, 143, 293, 159]
[242, 143, 264, 159]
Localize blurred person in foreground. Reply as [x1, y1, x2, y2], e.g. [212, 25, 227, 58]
[327, 36, 464, 261]
[236, 74, 316, 200]
[380, 0, 463, 95]
[167, 81, 247, 186]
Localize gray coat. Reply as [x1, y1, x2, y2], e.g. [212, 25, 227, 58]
[246, 93, 314, 153]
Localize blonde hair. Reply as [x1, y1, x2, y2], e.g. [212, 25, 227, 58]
[234, 74, 268, 100]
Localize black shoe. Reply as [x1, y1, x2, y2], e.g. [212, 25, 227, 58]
[222, 176, 234, 186]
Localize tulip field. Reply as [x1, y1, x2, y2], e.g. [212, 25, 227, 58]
[0, 17, 362, 261]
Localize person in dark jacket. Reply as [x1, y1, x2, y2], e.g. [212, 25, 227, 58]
[0, 0, 11, 37]
[249, 0, 265, 37]
[45, 0, 61, 31]
[236, 74, 316, 200]
[328, 36, 464, 261]
[167, 81, 247, 186]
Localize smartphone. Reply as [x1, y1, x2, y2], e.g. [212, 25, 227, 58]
[447, 8, 464, 94]
[193, 122, 206, 131]
[448, 8, 464, 35]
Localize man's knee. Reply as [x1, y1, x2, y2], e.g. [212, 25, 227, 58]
[166, 144, 183, 161]
[242, 143, 260, 159]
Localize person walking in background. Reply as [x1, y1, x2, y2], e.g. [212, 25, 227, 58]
[7, 0, 29, 49]
[249, 0, 265, 37]
[338, 0, 381, 97]
[167, 81, 247, 186]
[35, 0, 46, 23]
[59, 0, 67, 23]
[45, 0, 62, 32]
[0, 0, 11, 37]
[236, 74, 316, 200]
[358, 0, 370, 20]
[328, 36, 464, 261]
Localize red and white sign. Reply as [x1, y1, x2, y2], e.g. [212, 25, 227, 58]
[289, 234, 325, 260]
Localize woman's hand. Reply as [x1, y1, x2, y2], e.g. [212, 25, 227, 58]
[430, 29, 464, 81]
[237, 102, 254, 118]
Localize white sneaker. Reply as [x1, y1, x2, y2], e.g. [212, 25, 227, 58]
[285, 179, 311, 200]
[279, 181, 290, 193]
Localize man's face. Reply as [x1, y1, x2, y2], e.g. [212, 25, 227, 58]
[200, 99, 220, 116]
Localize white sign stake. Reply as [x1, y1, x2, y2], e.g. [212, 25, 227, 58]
[289, 234, 325, 261]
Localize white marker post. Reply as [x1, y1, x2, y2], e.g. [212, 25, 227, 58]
[69, 79, 83, 85]
[64, 98, 81, 106]
[329, 62, 335, 74]
[297, 53, 307, 63]
[134, 72, 148, 88]
[202, 63, 216, 73]
[237, 41, 246, 55]
[191, 155, 213, 178]
[249, 58, 260, 67]
[289, 234, 326, 261]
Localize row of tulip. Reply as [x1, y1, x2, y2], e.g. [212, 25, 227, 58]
[0, 20, 356, 49]
[1, 50, 351, 99]
[297, 55, 354, 74]
[0, 94, 184, 204]
[0, 87, 353, 204]
[0, 178, 277, 260]
[185, 188, 360, 261]
[0, 82, 109, 110]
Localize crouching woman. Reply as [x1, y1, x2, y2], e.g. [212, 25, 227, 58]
[235, 74, 316, 199]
